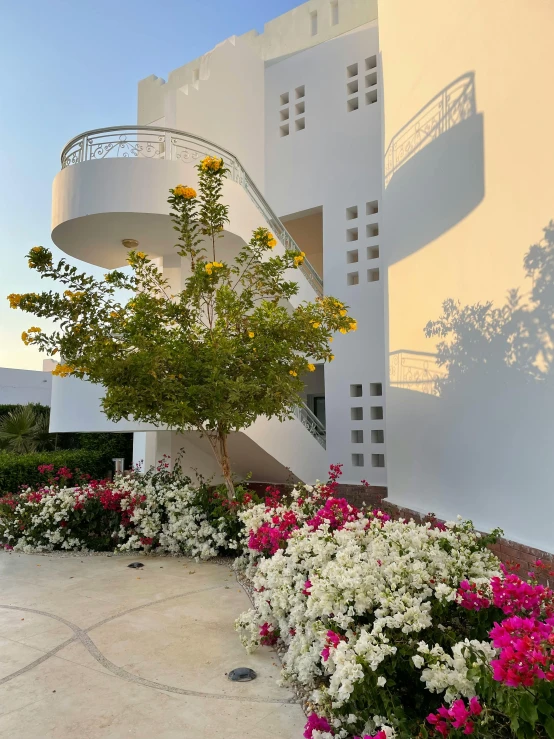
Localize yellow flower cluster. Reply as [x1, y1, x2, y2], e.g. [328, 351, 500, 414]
[253, 228, 277, 248]
[307, 363, 316, 372]
[200, 156, 223, 172]
[289, 370, 298, 377]
[173, 184, 197, 199]
[205, 261, 223, 276]
[51, 364, 74, 377]
[64, 290, 85, 300]
[7, 293, 22, 309]
[248, 331, 255, 338]
[267, 232, 277, 248]
[293, 251, 306, 267]
[311, 321, 321, 329]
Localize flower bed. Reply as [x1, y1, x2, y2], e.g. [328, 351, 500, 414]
[235, 471, 554, 739]
[0, 461, 255, 558]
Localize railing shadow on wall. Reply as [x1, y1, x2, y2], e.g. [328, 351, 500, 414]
[384, 72, 477, 187]
[389, 350, 446, 396]
[383, 72, 484, 266]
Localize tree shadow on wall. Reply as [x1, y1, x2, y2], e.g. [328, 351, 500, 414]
[384, 72, 484, 265]
[425, 220, 554, 395]
[388, 223, 554, 549]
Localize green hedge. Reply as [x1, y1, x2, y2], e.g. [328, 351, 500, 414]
[0, 450, 116, 494]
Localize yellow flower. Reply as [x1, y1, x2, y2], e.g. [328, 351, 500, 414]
[28, 327, 41, 333]
[339, 327, 348, 334]
[350, 321, 357, 331]
[266, 232, 277, 248]
[340, 309, 347, 317]
[173, 185, 196, 199]
[248, 331, 255, 338]
[136, 251, 146, 259]
[51, 363, 73, 377]
[329, 354, 335, 362]
[21, 331, 30, 345]
[110, 311, 118, 318]
[205, 261, 223, 276]
[31, 246, 42, 254]
[8, 293, 22, 309]
[293, 251, 306, 267]
[200, 155, 223, 172]
[307, 363, 316, 372]
[329, 337, 334, 342]
[289, 370, 298, 377]
[311, 322, 321, 329]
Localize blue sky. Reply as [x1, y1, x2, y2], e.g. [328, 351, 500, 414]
[0, 0, 301, 370]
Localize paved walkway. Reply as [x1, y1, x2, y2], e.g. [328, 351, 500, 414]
[0, 552, 305, 739]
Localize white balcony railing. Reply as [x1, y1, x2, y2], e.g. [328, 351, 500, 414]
[294, 402, 326, 448]
[60, 126, 323, 296]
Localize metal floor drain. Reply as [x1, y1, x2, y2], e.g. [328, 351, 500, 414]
[228, 667, 257, 682]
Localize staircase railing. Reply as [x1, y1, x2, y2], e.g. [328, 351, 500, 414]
[60, 125, 323, 296]
[294, 402, 326, 448]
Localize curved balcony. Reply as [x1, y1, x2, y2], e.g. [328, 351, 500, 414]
[52, 126, 322, 296]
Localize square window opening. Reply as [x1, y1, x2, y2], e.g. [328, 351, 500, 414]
[295, 84, 306, 99]
[351, 430, 364, 443]
[295, 117, 306, 132]
[365, 71, 377, 88]
[346, 205, 358, 221]
[347, 79, 359, 96]
[280, 108, 289, 122]
[346, 227, 358, 242]
[351, 407, 363, 421]
[366, 200, 378, 215]
[350, 384, 362, 397]
[367, 267, 380, 282]
[365, 55, 377, 71]
[347, 271, 359, 286]
[371, 429, 385, 443]
[279, 123, 290, 137]
[370, 406, 383, 420]
[352, 453, 364, 467]
[295, 101, 305, 115]
[370, 382, 382, 396]
[367, 223, 379, 238]
[347, 62, 358, 78]
[372, 453, 385, 468]
[346, 249, 359, 264]
[347, 97, 359, 113]
[366, 89, 378, 105]
[367, 246, 380, 260]
[280, 92, 289, 106]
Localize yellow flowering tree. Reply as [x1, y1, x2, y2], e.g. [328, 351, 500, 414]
[8, 157, 356, 497]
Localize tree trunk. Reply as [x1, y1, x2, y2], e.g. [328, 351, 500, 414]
[206, 429, 235, 499]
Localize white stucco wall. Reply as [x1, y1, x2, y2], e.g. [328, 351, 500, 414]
[0, 367, 52, 406]
[264, 21, 386, 486]
[379, 0, 554, 551]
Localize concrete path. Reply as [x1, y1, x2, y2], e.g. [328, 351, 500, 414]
[0, 552, 305, 739]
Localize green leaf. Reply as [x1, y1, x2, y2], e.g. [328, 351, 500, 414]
[520, 693, 538, 726]
[539, 700, 554, 717]
[544, 716, 554, 739]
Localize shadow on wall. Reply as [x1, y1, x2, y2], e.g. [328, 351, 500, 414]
[384, 72, 484, 265]
[388, 222, 554, 549]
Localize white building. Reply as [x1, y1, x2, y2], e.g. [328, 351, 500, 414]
[48, 0, 554, 554]
[0, 361, 54, 406]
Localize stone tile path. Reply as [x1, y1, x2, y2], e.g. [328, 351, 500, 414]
[0, 552, 305, 738]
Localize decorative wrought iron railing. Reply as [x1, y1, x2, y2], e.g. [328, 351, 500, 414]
[389, 349, 447, 396]
[294, 402, 326, 448]
[384, 73, 476, 186]
[60, 126, 323, 296]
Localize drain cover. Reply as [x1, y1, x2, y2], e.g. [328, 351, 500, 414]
[228, 667, 257, 682]
[127, 562, 144, 569]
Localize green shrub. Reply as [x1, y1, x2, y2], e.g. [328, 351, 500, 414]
[0, 450, 113, 494]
